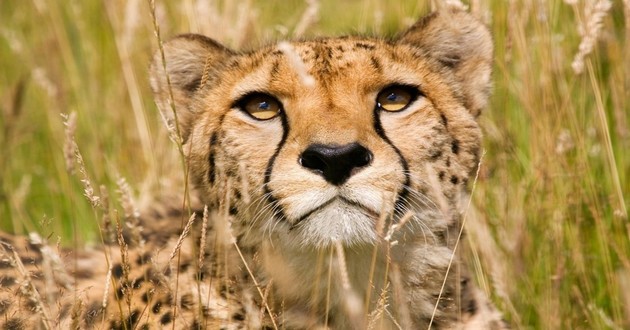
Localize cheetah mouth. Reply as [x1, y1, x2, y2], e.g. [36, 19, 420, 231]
[293, 196, 380, 226]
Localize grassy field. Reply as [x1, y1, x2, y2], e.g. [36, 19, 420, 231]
[0, 0, 628, 328]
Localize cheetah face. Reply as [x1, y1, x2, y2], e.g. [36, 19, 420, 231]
[151, 11, 492, 248]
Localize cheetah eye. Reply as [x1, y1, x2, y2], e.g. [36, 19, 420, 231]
[236, 93, 282, 120]
[376, 85, 420, 112]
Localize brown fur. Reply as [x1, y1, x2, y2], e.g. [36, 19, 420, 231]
[0, 9, 504, 329]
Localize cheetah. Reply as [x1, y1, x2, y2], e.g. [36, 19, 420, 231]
[0, 8, 505, 329]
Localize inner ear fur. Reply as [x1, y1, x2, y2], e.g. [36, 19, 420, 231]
[398, 9, 493, 116]
[149, 34, 233, 141]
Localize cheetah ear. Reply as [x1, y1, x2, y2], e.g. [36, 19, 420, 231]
[398, 9, 493, 116]
[150, 34, 233, 141]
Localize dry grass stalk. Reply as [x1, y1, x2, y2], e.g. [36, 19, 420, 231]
[293, 0, 320, 37]
[198, 205, 209, 274]
[99, 185, 115, 244]
[102, 266, 113, 308]
[388, 264, 411, 329]
[167, 212, 196, 266]
[231, 236, 279, 330]
[149, 0, 185, 153]
[116, 176, 140, 221]
[61, 111, 77, 174]
[114, 212, 131, 308]
[277, 42, 315, 87]
[239, 163, 251, 204]
[428, 151, 485, 328]
[384, 210, 414, 243]
[62, 112, 101, 208]
[70, 298, 83, 330]
[334, 242, 364, 327]
[366, 282, 390, 330]
[570, 0, 612, 74]
[618, 269, 630, 326]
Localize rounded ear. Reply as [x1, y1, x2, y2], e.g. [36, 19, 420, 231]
[397, 9, 493, 116]
[149, 34, 233, 141]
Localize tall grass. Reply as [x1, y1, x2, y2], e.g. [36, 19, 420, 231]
[0, 0, 628, 328]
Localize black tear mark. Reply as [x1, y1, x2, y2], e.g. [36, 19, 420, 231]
[208, 132, 218, 184]
[263, 112, 290, 221]
[372, 110, 410, 215]
[451, 139, 460, 154]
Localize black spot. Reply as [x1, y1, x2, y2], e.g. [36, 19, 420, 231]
[112, 263, 124, 279]
[141, 290, 152, 303]
[438, 171, 445, 181]
[229, 206, 238, 215]
[83, 302, 103, 326]
[208, 132, 218, 184]
[180, 293, 194, 310]
[429, 149, 443, 160]
[190, 320, 202, 330]
[451, 140, 460, 154]
[179, 261, 191, 272]
[136, 252, 151, 265]
[160, 311, 173, 325]
[439, 54, 461, 68]
[152, 301, 162, 314]
[0, 260, 12, 269]
[0, 276, 16, 287]
[132, 277, 145, 289]
[370, 56, 381, 72]
[270, 60, 279, 76]
[446, 157, 451, 167]
[0, 299, 11, 314]
[354, 42, 375, 50]
[20, 256, 38, 265]
[116, 285, 125, 298]
[139, 324, 150, 330]
[450, 176, 459, 184]
[3, 317, 25, 330]
[440, 113, 448, 127]
[466, 297, 478, 314]
[232, 310, 246, 321]
[127, 310, 140, 327]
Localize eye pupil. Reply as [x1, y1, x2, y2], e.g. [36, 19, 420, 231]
[236, 93, 282, 120]
[376, 85, 419, 112]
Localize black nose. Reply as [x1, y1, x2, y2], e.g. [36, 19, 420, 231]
[299, 143, 373, 185]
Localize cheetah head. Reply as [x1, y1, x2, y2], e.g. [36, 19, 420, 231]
[150, 9, 492, 249]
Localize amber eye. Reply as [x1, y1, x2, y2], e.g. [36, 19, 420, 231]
[376, 85, 419, 112]
[238, 93, 282, 120]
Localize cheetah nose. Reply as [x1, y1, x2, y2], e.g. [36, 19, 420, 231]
[299, 142, 373, 186]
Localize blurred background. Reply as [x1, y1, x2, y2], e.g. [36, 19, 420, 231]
[0, 0, 628, 328]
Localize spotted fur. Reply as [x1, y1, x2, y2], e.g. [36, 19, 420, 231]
[0, 9, 505, 329]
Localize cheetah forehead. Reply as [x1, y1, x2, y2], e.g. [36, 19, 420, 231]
[228, 38, 427, 98]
